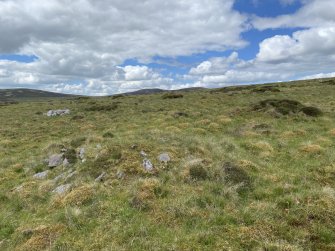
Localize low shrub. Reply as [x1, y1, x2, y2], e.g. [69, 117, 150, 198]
[162, 93, 184, 99]
[70, 137, 86, 148]
[85, 103, 118, 111]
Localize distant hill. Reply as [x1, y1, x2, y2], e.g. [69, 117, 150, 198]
[117, 87, 207, 96]
[0, 88, 77, 101]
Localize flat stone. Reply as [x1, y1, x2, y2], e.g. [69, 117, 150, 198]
[158, 153, 171, 163]
[48, 154, 64, 168]
[140, 150, 147, 157]
[95, 172, 107, 182]
[46, 109, 70, 117]
[33, 170, 49, 179]
[116, 170, 125, 179]
[143, 158, 154, 171]
[52, 184, 71, 195]
[63, 158, 70, 167]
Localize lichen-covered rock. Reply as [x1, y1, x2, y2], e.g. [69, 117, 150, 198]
[143, 159, 154, 171]
[48, 154, 64, 168]
[33, 170, 49, 179]
[46, 109, 70, 117]
[158, 153, 171, 163]
[52, 184, 71, 195]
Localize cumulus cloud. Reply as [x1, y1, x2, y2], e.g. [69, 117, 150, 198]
[186, 0, 335, 88]
[0, 0, 249, 94]
[253, 0, 335, 30]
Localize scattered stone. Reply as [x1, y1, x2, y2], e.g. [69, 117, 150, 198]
[48, 154, 64, 168]
[116, 170, 125, 179]
[131, 144, 138, 150]
[52, 184, 71, 195]
[53, 173, 66, 183]
[140, 150, 148, 157]
[46, 109, 70, 117]
[158, 153, 171, 163]
[33, 170, 49, 179]
[95, 172, 107, 182]
[63, 158, 70, 167]
[143, 158, 154, 171]
[65, 171, 77, 181]
[79, 148, 86, 162]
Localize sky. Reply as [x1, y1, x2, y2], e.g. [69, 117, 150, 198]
[0, 0, 334, 95]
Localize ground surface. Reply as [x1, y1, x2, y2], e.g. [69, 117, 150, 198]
[0, 78, 335, 250]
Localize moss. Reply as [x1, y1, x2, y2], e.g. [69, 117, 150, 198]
[189, 165, 209, 180]
[300, 106, 323, 117]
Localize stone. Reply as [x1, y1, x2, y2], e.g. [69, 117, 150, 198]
[140, 150, 147, 157]
[63, 158, 70, 167]
[158, 153, 171, 163]
[95, 172, 107, 182]
[79, 148, 85, 162]
[52, 184, 71, 195]
[33, 170, 49, 179]
[116, 170, 125, 179]
[46, 109, 70, 117]
[143, 158, 154, 171]
[48, 154, 64, 168]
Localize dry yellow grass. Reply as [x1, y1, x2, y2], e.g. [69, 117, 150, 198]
[62, 185, 95, 206]
[330, 128, 335, 136]
[17, 224, 65, 251]
[299, 144, 323, 154]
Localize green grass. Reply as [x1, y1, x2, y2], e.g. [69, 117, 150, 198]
[0, 78, 335, 250]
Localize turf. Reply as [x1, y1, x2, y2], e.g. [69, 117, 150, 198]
[0, 78, 335, 250]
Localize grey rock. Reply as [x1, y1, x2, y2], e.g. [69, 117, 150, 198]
[63, 158, 70, 167]
[48, 154, 64, 168]
[46, 109, 70, 117]
[95, 172, 107, 182]
[79, 148, 85, 162]
[143, 158, 154, 171]
[52, 184, 71, 195]
[53, 173, 66, 183]
[140, 150, 148, 157]
[33, 170, 49, 179]
[65, 171, 77, 181]
[116, 170, 125, 179]
[158, 153, 171, 163]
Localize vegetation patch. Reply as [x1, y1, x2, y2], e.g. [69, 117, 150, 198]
[253, 99, 323, 116]
[162, 92, 184, 99]
[223, 162, 252, 191]
[70, 137, 86, 148]
[85, 103, 118, 111]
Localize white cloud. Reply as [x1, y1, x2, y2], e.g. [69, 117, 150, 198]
[253, 0, 335, 30]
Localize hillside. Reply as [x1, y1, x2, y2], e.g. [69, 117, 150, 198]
[0, 78, 335, 250]
[0, 88, 76, 101]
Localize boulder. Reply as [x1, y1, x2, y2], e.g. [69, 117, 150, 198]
[46, 109, 70, 117]
[48, 154, 64, 168]
[158, 153, 171, 163]
[33, 170, 49, 179]
[52, 184, 71, 195]
[143, 159, 154, 172]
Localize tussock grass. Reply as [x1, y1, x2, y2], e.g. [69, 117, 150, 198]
[1, 77, 335, 250]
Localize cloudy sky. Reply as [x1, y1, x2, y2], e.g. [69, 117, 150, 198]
[0, 0, 334, 95]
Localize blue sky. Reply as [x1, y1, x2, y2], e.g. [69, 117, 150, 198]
[0, 0, 334, 95]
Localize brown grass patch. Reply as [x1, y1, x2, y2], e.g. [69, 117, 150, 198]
[330, 128, 335, 136]
[61, 185, 95, 206]
[299, 144, 323, 154]
[17, 224, 65, 251]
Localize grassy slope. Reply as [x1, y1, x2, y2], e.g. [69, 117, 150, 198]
[0, 78, 335, 250]
[0, 89, 76, 101]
